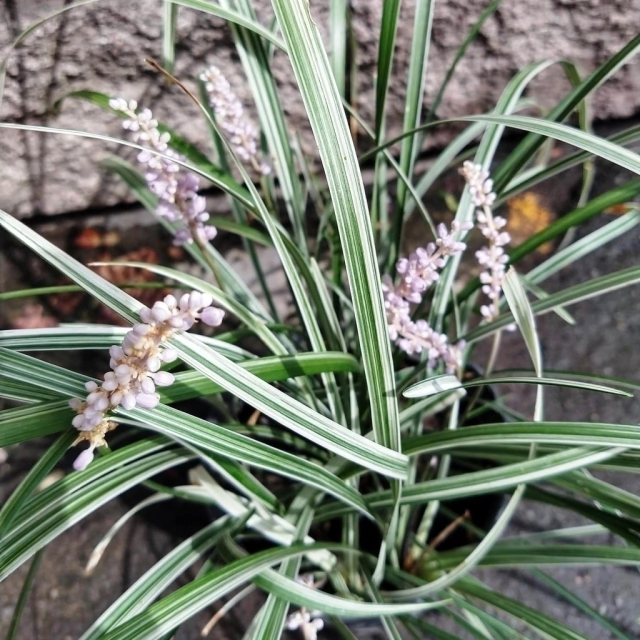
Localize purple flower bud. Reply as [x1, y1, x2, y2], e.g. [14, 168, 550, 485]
[200, 306, 225, 327]
[200, 292, 214, 308]
[161, 348, 179, 363]
[132, 323, 151, 336]
[73, 447, 95, 471]
[115, 364, 131, 378]
[136, 393, 160, 409]
[188, 291, 203, 310]
[146, 355, 161, 372]
[153, 371, 175, 387]
[102, 377, 119, 392]
[93, 396, 110, 412]
[121, 392, 137, 411]
[141, 377, 156, 394]
[72, 414, 87, 429]
[151, 303, 171, 323]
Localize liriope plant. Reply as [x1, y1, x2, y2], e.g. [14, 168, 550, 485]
[1, 1, 640, 639]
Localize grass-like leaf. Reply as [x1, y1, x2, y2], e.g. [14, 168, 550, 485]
[0, 212, 406, 477]
[463, 265, 640, 343]
[162, 1, 178, 74]
[80, 518, 237, 640]
[491, 32, 640, 190]
[271, 0, 401, 457]
[0, 432, 76, 534]
[0, 447, 194, 580]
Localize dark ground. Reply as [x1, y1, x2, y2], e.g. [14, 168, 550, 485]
[1, 146, 639, 639]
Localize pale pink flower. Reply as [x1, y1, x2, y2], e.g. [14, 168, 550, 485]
[110, 99, 217, 246]
[69, 291, 224, 470]
[200, 66, 270, 175]
[460, 161, 511, 321]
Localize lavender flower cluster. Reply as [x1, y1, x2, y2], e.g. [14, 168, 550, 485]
[70, 291, 224, 471]
[383, 221, 472, 373]
[200, 66, 270, 175]
[460, 161, 511, 320]
[284, 575, 324, 639]
[285, 610, 324, 640]
[110, 98, 217, 246]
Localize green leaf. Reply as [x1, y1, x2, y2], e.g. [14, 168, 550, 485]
[0, 326, 251, 361]
[552, 472, 640, 521]
[527, 485, 640, 548]
[271, 0, 401, 457]
[0, 401, 72, 447]
[168, 0, 286, 50]
[427, 0, 503, 123]
[430, 59, 560, 329]
[99, 157, 268, 319]
[462, 114, 640, 176]
[498, 124, 640, 202]
[462, 374, 631, 398]
[404, 422, 640, 456]
[393, 0, 436, 251]
[329, 0, 348, 96]
[103, 542, 446, 640]
[163, 351, 361, 403]
[3, 366, 372, 518]
[0, 347, 376, 515]
[375, 0, 402, 137]
[502, 268, 544, 425]
[0, 213, 406, 477]
[403, 375, 463, 399]
[221, 0, 307, 250]
[162, 1, 179, 74]
[456, 181, 640, 308]
[492, 32, 640, 191]
[463, 265, 640, 343]
[0, 124, 255, 213]
[5, 551, 43, 640]
[80, 519, 236, 639]
[0, 210, 139, 324]
[526, 210, 640, 286]
[0, 379, 59, 404]
[456, 579, 588, 640]
[0, 432, 76, 534]
[87, 261, 286, 356]
[0, 447, 194, 580]
[170, 332, 407, 478]
[502, 269, 542, 377]
[529, 569, 632, 640]
[432, 544, 640, 570]
[316, 446, 620, 520]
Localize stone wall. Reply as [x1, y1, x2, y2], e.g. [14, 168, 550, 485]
[1, 0, 639, 218]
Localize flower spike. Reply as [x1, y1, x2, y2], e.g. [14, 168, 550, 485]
[460, 161, 511, 321]
[69, 291, 224, 470]
[110, 98, 217, 246]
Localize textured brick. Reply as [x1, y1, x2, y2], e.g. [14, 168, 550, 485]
[1, 0, 639, 218]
